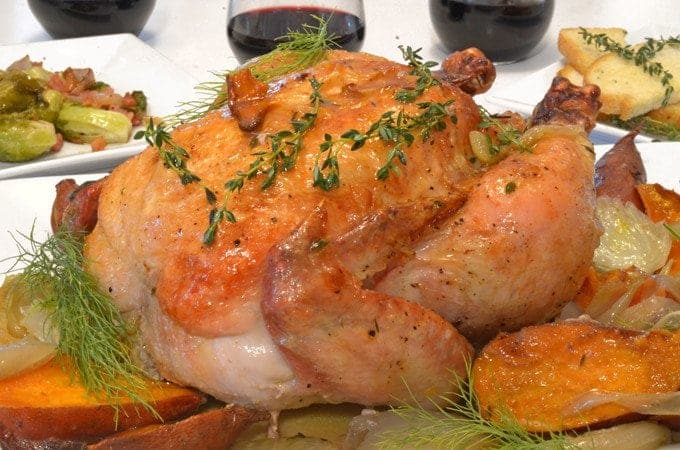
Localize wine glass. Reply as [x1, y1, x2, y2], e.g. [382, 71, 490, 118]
[428, 0, 555, 63]
[27, 0, 157, 39]
[227, 0, 366, 63]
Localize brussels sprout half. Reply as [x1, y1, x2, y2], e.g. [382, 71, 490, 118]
[56, 104, 132, 144]
[0, 119, 57, 162]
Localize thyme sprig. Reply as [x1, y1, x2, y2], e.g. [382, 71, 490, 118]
[478, 106, 529, 154]
[395, 45, 440, 103]
[313, 100, 455, 190]
[4, 227, 156, 421]
[579, 28, 680, 106]
[134, 120, 218, 206]
[378, 367, 576, 449]
[202, 77, 325, 245]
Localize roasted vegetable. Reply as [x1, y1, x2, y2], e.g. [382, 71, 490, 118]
[0, 70, 45, 113]
[594, 196, 672, 273]
[473, 320, 680, 432]
[0, 57, 147, 161]
[0, 118, 57, 162]
[0, 358, 205, 444]
[88, 406, 266, 450]
[56, 103, 132, 144]
[594, 129, 646, 209]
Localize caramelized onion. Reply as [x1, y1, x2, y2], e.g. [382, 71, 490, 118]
[565, 390, 680, 417]
[594, 197, 672, 274]
[0, 336, 55, 379]
[519, 124, 591, 150]
[568, 421, 671, 450]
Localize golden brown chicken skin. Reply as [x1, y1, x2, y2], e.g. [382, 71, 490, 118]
[82, 50, 600, 410]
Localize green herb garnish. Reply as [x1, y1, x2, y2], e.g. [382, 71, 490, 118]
[579, 28, 680, 106]
[606, 114, 680, 141]
[202, 77, 325, 245]
[478, 106, 529, 154]
[4, 227, 156, 421]
[378, 367, 576, 449]
[395, 46, 440, 103]
[312, 100, 455, 190]
[248, 15, 338, 82]
[134, 120, 218, 206]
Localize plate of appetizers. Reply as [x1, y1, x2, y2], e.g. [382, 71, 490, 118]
[0, 33, 198, 179]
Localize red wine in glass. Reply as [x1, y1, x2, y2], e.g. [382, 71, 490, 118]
[429, 0, 554, 63]
[227, 6, 365, 63]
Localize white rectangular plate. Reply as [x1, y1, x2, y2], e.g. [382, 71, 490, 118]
[0, 33, 199, 179]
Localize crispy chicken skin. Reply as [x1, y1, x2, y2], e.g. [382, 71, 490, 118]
[81, 50, 601, 410]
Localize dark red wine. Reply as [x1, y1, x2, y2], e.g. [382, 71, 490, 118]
[27, 0, 156, 39]
[227, 7, 365, 63]
[429, 0, 554, 62]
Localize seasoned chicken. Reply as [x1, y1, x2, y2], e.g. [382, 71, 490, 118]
[77, 50, 601, 410]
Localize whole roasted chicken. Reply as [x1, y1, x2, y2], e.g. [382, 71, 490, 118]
[55, 49, 602, 411]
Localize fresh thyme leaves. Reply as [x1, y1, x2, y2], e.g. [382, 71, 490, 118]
[312, 100, 455, 190]
[395, 46, 440, 103]
[579, 28, 680, 106]
[470, 107, 529, 165]
[606, 114, 680, 141]
[137, 20, 453, 243]
[5, 227, 156, 421]
[134, 120, 218, 206]
[378, 368, 576, 449]
[478, 107, 528, 153]
[202, 77, 325, 245]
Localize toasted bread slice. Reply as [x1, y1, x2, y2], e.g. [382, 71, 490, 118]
[646, 100, 680, 127]
[558, 27, 628, 73]
[584, 44, 680, 120]
[557, 63, 584, 86]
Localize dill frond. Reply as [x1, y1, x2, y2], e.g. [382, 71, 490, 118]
[377, 366, 578, 449]
[163, 73, 229, 128]
[247, 15, 337, 82]
[4, 227, 157, 422]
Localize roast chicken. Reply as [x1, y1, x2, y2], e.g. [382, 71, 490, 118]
[54, 49, 602, 411]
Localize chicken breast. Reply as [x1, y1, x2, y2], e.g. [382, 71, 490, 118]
[81, 51, 601, 410]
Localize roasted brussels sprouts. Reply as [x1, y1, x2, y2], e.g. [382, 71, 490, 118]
[0, 119, 57, 162]
[0, 71, 45, 114]
[56, 103, 132, 144]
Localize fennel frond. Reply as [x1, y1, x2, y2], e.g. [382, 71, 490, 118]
[377, 367, 578, 449]
[4, 227, 157, 421]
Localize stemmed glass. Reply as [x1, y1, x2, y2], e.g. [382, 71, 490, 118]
[227, 0, 366, 63]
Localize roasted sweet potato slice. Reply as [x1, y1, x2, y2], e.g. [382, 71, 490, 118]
[637, 183, 680, 275]
[0, 359, 204, 443]
[473, 320, 680, 432]
[88, 405, 267, 450]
